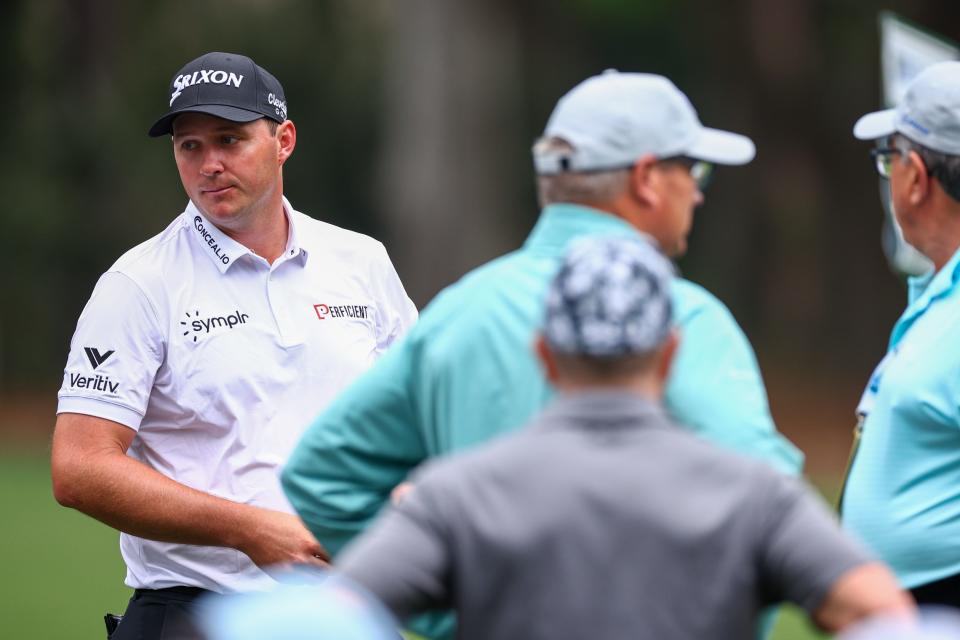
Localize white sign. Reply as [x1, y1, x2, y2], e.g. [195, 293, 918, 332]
[880, 12, 959, 108]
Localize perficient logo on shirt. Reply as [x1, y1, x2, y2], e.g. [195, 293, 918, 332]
[181, 309, 251, 343]
[314, 303, 370, 321]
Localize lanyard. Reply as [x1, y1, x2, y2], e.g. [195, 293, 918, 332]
[855, 347, 899, 421]
[838, 347, 899, 515]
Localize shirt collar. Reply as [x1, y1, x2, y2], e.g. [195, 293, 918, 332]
[280, 196, 309, 265]
[535, 389, 672, 432]
[185, 198, 308, 273]
[523, 203, 647, 255]
[185, 201, 249, 273]
[892, 245, 960, 347]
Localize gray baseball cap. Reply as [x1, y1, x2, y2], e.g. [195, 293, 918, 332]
[543, 235, 674, 358]
[534, 70, 756, 175]
[854, 60, 960, 154]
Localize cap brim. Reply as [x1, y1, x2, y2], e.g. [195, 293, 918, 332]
[853, 109, 897, 141]
[687, 127, 756, 165]
[148, 105, 266, 137]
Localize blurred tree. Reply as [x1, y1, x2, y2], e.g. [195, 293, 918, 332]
[375, 0, 526, 304]
[3, 0, 960, 402]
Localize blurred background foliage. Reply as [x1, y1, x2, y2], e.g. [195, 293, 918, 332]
[4, 0, 959, 402]
[3, 0, 959, 637]
[5, 0, 960, 481]
[2, 1, 960, 455]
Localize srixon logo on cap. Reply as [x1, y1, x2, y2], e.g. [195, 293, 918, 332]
[170, 69, 244, 106]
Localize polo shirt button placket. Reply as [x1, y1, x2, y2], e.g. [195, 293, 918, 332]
[268, 264, 301, 348]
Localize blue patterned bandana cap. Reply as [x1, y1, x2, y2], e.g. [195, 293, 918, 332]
[544, 235, 674, 357]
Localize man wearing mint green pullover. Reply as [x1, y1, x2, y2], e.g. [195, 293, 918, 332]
[283, 71, 803, 636]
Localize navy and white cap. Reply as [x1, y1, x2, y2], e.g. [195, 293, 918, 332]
[533, 70, 755, 175]
[544, 235, 674, 357]
[854, 61, 960, 154]
[149, 51, 288, 137]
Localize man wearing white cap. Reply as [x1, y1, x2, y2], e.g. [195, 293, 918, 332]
[334, 236, 911, 640]
[844, 60, 960, 607]
[283, 70, 802, 637]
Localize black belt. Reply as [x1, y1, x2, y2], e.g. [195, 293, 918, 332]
[132, 586, 209, 601]
[911, 573, 960, 607]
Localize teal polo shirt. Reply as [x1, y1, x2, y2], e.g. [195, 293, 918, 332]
[283, 203, 801, 560]
[844, 245, 960, 588]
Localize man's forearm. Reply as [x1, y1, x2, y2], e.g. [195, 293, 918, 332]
[55, 445, 257, 548]
[51, 413, 327, 567]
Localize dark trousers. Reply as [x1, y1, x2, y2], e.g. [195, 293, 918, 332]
[911, 573, 960, 608]
[109, 587, 208, 640]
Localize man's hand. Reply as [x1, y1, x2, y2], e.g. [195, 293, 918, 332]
[813, 562, 914, 633]
[236, 509, 330, 569]
[391, 481, 415, 505]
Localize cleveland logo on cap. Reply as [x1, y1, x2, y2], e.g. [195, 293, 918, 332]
[170, 69, 245, 106]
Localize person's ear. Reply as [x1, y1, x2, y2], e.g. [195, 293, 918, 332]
[629, 155, 661, 209]
[276, 120, 297, 166]
[905, 150, 930, 206]
[656, 329, 680, 382]
[535, 334, 561, 385]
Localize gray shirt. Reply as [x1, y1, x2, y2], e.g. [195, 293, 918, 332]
[338, 391, 870, 640]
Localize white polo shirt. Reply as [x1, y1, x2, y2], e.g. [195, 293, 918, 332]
[57, 198, 417, 592]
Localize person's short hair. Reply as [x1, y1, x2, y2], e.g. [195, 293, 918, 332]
[900, 136, 960, 203]
[533, 137, 631, 207]
[549, 349, 661, 382]
[265, 118, 280, 136]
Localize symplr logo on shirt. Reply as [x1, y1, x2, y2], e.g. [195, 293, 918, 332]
[181, 309, 251, 343]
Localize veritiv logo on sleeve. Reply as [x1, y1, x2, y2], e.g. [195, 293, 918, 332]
[69, 346, 119, 394]
[84, 347, 114, 370]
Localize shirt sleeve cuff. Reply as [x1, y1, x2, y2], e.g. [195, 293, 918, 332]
[57, 396, 143, 431]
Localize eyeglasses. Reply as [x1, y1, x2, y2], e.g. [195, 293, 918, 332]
[870, 147, 904, 179]
[592, 155, 715, 189]
[657, 156, 715, 190]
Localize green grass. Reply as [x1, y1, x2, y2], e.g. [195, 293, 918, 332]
[0, 448, 834, 638]
[1, 448, 130, 638]
[771, 605, 831, 640]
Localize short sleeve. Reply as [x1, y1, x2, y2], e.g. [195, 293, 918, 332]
[757, 472, 874, 613]
[57, 271, 165, 430]
[369, 242, 418, 352]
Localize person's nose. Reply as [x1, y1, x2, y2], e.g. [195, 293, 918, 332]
[200, 149, 225, 177]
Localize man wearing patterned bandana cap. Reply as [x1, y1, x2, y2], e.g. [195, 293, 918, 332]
[334, 235, 913, 640]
